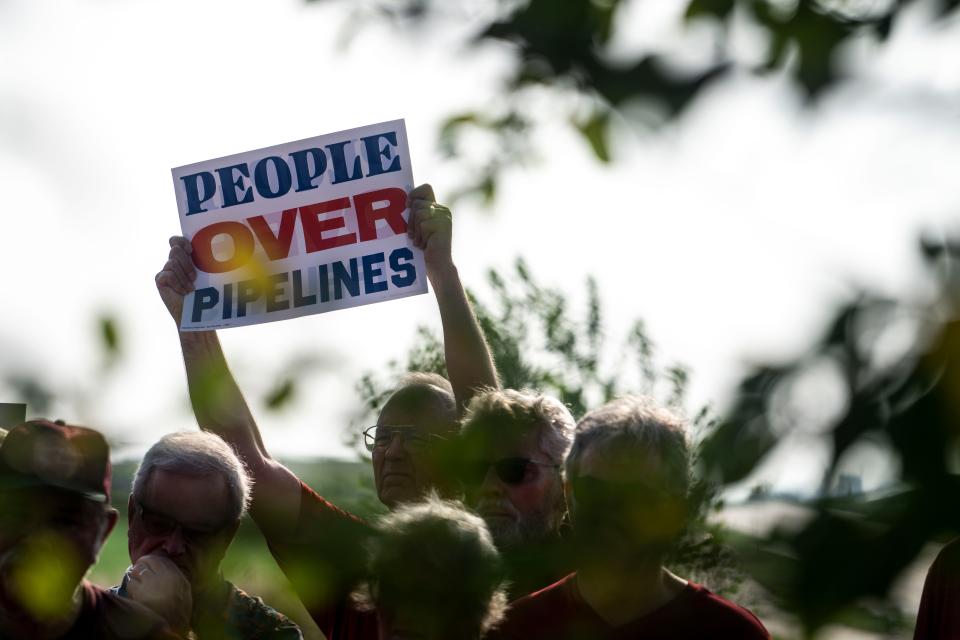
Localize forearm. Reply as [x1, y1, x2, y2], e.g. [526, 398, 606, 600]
[158, 237, 300, 532]
[178, 330, 267, 460]
[179, 330, 303, 535]
[430, 264, 499, 413]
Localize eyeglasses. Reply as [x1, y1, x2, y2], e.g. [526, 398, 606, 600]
[362, 425, 447, 453]
[462, 457, 560, 487]
[133, 501, 224, 545]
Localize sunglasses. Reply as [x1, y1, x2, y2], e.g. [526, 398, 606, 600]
[362, 425, 448, 453]
[462, 457, 560, 487]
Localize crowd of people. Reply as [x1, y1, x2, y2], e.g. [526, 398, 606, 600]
[0, 184, 954, 639]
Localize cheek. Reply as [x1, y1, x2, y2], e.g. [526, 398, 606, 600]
[507, 480, 554, 513]
[127, 531, 162, 562]
[408, 451, 433, 480]
[73, 530, 102, 562]
[371, 451, 385, 487]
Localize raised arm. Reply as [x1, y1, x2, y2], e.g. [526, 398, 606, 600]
[154, 237, 301, 538]
[408, 185, 500, 413]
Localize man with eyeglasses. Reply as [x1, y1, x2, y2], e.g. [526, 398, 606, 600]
[491, 397, 770, 640]
[115, 431, 302, 639]
[155, 184, 499, 638]
[457, 388, 576, 599]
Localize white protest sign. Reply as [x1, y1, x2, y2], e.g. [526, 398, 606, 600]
[172, 119, 426, 330]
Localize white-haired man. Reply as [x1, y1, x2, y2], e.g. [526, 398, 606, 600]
[493, 397, 770, 640]
[457, 388, 576, 598]
[155, 184, 499, 638]
[117, 431, 302, 639]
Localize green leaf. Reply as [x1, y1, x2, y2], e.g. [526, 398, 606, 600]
[684, 0, 736, 22]
[573, 111, 611, 163]
[266, 378, 295, 410]
[98, 315, 120, 357]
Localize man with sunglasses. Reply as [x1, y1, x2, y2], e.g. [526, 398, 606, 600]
[116, 431, 301, 639]
[492, 397, 770, 640]
[458, 389, 576, 599]
[155, 184, 499, 638]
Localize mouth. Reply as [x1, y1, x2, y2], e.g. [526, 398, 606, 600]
[479, 508, 515, 521]
[381, 471, 414, 486]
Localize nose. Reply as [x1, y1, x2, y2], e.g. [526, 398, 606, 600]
[478, 465, 506, 499]
[384, 432, 408, 460]
[159, 526, 186, 557]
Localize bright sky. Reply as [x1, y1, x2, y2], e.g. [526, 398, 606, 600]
[1, 0, 959, 496]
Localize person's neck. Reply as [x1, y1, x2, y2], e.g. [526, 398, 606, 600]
[191, 572, 229, 610]
[502, 530, 570, 599]
[576, 561, 686, 628]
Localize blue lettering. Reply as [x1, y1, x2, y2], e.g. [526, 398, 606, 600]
[191, 287, 219, 322]
[290, 148, 327, 193]
[361, 131, 401, 176]
[236, 279, 261, 318]
[181, 172, 217, 216]
[265, 273, 290, 313]
[293, 269, 316, 307]
[216, 164, 254, 208]
[362, 252, 388, 293]
[326, 141, 363, 184]
[389, 248, 416, 288]
[333, 258, 360, 299]
[254, 156, 293, 199]
[319, 264, 330, 303]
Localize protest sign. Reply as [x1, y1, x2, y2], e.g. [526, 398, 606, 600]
[172, 119, 426, 330]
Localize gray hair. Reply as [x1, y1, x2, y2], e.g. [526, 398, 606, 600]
[461, 388, 575, 468]
[354, 494, 508, 637]
[132, 432, 252, 523]
[567, 396, 692, 497]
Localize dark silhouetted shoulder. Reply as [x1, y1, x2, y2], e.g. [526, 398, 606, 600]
[492, 574, 770, 640]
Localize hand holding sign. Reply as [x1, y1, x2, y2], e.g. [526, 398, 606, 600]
[155, 237, 197, 325]
[408, 184, 454, 282]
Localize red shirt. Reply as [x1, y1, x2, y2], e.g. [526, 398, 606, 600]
[914, 538, 960, 640]
[64, 580, 176, 639]
[265, 481, 377, 640]
[491, 573, 770, 640]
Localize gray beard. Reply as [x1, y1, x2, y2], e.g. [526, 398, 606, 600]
[487, 503, 562, 551]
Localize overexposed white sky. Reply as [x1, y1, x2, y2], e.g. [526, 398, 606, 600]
[1, 0, 959, 496]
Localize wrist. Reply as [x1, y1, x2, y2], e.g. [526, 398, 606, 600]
[426, 259, 458, 285]
[179, 329, 217, 348]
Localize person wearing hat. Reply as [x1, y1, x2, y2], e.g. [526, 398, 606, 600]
[0, 420, 178, 639]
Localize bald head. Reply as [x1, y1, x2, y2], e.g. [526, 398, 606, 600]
[371, 373, 459, 508]
[381, 373, 457, 426]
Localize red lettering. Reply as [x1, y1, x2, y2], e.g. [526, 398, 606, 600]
[354, 187, 407, 242]
[247, 209, 297, 261]
[191, 221, 255, 273]
[300, 197, 357, 253]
